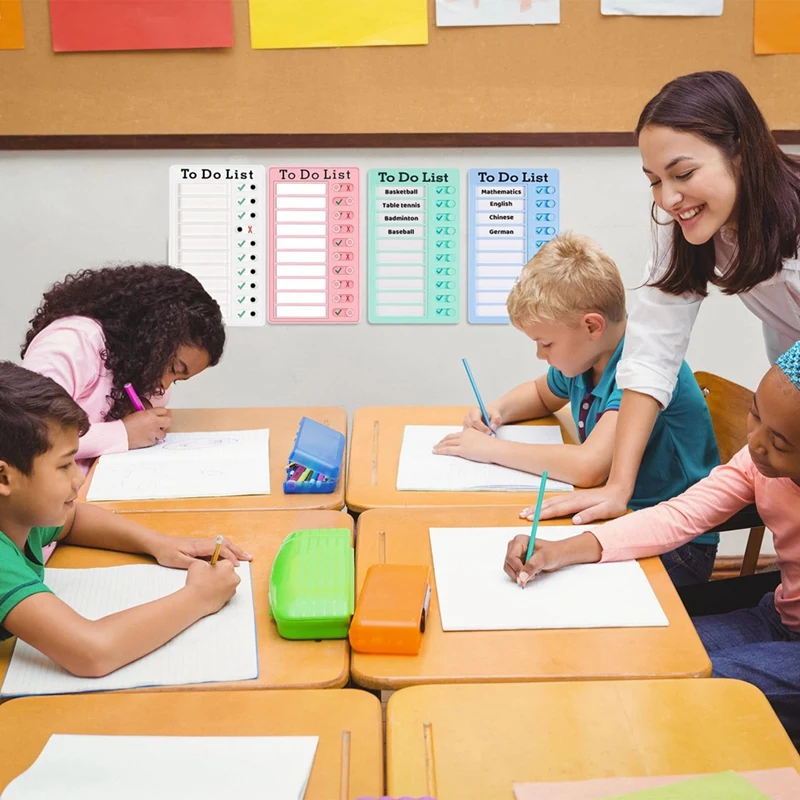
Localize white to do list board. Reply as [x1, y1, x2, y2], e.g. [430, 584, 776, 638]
[169, 165, 266, 326]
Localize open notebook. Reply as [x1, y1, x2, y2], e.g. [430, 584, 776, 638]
[1, 563, 257, 697]
[0, 734, 318, 800]
[429, 526, 668, 631]
[396, 425, 573, 491]
[86, 429, 271, 502]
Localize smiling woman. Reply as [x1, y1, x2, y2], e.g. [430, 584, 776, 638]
[538, 71, 800, 526]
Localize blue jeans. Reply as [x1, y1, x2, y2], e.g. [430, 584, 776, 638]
[694, 592, 800, 748]
[659, 542, 717, 587]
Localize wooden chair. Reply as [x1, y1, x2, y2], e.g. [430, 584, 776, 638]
[694, 371, 766, 576]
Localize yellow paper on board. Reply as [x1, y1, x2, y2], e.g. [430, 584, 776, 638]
[0, 0, 24, 49]
[755, 0, 800, 54]
[249, 0, 428, 49]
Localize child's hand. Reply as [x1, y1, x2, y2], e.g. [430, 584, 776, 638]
[433, 428, 497, 463]
[123, 408, 173, 449]
[151, 535, 252, 569]
[463, 405, 502, 433]
[185, 560, 240, 615]
[503, 534, 566, 587]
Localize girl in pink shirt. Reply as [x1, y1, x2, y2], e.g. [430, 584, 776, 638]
[21, 264, 225, 474]
[506, 340, 800, 747]
[21, 264, 226, 561]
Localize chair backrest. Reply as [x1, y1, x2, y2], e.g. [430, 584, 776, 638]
[694, 371, 754, 464]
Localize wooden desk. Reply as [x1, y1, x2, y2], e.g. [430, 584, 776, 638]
[386, 679, 800, 800]
[0, 510, 352, 692]
[79, 407, 346, 512]
[351, 507, 711, 689]
[346, 406, 573, 512]
[0, 689, 382, 800]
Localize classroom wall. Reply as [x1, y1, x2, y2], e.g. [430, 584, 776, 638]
[2, 146, 787, 411]
[3, 146, 791, 556]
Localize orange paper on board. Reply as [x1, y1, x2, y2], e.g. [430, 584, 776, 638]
[0, 0, 24, 49]
[49, 0, 233, 52]
[755, 0, 800, 54]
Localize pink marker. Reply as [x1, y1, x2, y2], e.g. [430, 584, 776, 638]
[123, 382, 145, 412]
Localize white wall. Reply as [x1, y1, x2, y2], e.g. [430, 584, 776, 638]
[2, 146, 786, 410]
[2, 147, 789, 556]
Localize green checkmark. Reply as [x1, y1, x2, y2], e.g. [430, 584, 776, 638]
[334, 239, 342, 246]
[237, 183, 246, 191]
[238, 255, 246, 262]
[237, 198, 246, 206]
[238, 282, 246, 290]
[238, 310, 246, 318]
[238, 240, 246, 247]
[238, 212, 246, 219]
[238, 297, 245, 304]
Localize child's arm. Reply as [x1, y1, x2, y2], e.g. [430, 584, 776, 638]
[2, 560, 239, 678]
[506, 447, 758, 585]
[60, 503, 251, 568]
[463, 376, 566, 432]
[440, 378, 614, 487]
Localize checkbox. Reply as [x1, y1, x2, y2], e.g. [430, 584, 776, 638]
[238, 310, 246, 318]
[238, 297, 245, 304]
[238, 255, 246, 262]
[237, 198, 246, 206]
[237, 183, 246, 191]
[238, 240, 246, 247]
[238, 212, 246, 219]
[238, 282, 246, 289]
[334, 239, 342, 246]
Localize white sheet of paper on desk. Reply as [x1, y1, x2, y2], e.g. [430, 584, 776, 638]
[429, 526, 668, 630]
[0, 734, 318, 800]
[86, 429, 270, 501]
[396, 425, 573, 492]
[601, 0, 722, 15]
[436, 0, 560, 27]
[0, 563, 258, 697]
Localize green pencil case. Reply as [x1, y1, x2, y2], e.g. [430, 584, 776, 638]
[268, 528, 354, 640]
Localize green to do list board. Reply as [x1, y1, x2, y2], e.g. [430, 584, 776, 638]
[368, 169, 461, 324]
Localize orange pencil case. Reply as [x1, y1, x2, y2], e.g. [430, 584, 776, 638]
[349, 564, 431, 655]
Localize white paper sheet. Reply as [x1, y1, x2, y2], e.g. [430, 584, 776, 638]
[396, 425, 573, 492]
[429, 526, 668, 630]
[436, 0, 560, 27]
[601, 0, 722, 15]
[86, 429, 271, 501]
[1, 734, 317, 800]
[1, 563, 258, 697]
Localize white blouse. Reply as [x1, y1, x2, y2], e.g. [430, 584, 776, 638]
[617, 225, 800, 408]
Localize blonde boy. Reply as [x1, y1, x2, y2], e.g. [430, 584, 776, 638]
[434, 232, 721, 586]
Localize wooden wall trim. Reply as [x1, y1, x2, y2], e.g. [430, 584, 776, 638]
[2, 131, 799, 152]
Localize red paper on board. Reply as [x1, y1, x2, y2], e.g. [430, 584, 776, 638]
[49, 0, 233, 52]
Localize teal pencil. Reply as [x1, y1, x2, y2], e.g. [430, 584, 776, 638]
[524, 470, 549, 567]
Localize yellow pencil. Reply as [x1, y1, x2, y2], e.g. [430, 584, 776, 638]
[210, 535, 224, 566]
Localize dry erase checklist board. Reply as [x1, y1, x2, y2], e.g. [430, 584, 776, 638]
[367, 169, 461, 324]
[468, 168, 560, 324]
[268, 166, 360, 324]
[169, 166, 266, 327]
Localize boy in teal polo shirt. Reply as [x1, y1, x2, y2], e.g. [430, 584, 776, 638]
[434, 232, 720, 585]
[0, 362, 250, 675]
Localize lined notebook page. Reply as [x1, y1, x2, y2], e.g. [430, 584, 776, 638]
[430, 526, 668, 631]
[1, 563, 257, 697]
[86, 429, 271, 502]
[396, 425, 573, 491]
[1, 734, 318, 800]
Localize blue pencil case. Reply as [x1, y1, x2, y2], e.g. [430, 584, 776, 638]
[283, 416, 345, 494]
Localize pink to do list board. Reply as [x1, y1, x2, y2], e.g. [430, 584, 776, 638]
[268, 166, 360, 323]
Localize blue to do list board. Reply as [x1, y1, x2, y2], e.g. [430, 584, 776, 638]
[468, 168, 560, 324]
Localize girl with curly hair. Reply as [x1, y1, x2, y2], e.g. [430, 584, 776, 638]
[21, 264, 225, 472]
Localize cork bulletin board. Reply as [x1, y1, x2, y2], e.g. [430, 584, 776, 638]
[1, 0, 799, 147]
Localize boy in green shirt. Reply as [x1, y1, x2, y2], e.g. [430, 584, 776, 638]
[0, 361, 250, 677]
